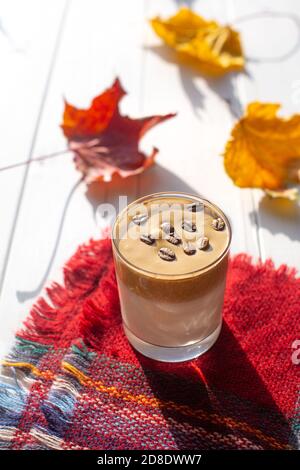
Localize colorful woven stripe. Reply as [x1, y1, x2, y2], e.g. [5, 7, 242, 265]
[0, 238, 299, 449]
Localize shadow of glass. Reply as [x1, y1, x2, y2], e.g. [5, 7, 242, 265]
[250, 194, 300, 242]
[135, 321, 297, 449]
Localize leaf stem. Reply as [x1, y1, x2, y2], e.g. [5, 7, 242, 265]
[16, 176, 84, 302]
[0, 149, 71, 173]
[232, 10, 300, 63]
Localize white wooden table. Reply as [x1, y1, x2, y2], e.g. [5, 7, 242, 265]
[0, 0, 300, 358]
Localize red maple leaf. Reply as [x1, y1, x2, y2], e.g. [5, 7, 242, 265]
[61, 78, 176, 182]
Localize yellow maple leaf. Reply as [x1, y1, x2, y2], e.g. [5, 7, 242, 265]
[150, 7, 244, 76]
[224, 102, 300, 191]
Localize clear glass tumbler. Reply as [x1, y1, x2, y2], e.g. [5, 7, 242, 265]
[112, 192, 231, 362]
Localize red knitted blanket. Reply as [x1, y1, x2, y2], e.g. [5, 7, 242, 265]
[0, 238, 299, 450]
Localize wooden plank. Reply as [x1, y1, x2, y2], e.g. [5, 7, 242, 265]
[0, 0, 148, 356]
[227, 0, 300, 269]
[0, 0, 68, 304]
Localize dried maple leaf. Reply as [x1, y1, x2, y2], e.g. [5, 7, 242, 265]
[61, 78, 175, 182]
[150, 7, 244, 76]
[224, 102, 300, 191]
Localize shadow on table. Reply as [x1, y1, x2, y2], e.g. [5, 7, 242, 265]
[137, 163, 201, 197]
[18, 164, 200, 302]
[145, 44, 245, 119]
[171, 0, 197, 6]
[135, 321, 297, 449]
[85, 163, 202, 214]
[249, 194, 300, 242]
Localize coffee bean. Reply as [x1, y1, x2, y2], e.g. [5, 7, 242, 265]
[183, 243, 196, 255]
[187, 202, 202, 212]
[158, 247, 176, 261]
[198, 236, 209, 250]
[132, 213, 148, 225]
[182, 220, 196, 232]
[140, 234, 155, 245]
[166, 234, 181, 246]
[161, 222, 175, 235]
[212, 217, 225, 231]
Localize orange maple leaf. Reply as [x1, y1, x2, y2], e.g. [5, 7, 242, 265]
[61, 78, 175, 182]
